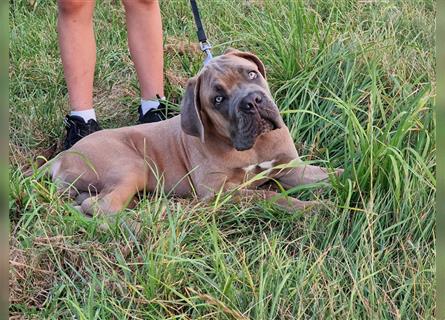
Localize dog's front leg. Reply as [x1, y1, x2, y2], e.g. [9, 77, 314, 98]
[234, 189, 318, 211]
[196, 178, 319, 211]
[277, 164, 343, 188]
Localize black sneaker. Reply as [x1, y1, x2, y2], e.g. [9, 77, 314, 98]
[138, 100, 168, 124]
[63, 115, 102, 150]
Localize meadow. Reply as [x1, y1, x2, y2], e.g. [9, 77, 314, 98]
[9, 0, 435, 319]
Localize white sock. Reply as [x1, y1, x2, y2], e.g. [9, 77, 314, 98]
[70, 108, 97, 122]
[140, 96, 166, 115]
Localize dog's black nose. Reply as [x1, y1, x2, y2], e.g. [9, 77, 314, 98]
[240, 92, 263, 112]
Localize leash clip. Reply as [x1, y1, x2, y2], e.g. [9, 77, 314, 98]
[199, 40, 212, 52]
[200, 41, 213, 65]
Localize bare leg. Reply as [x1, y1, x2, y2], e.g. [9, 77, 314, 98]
[57, 0, 96, 111]
[122, 0, 164, 100]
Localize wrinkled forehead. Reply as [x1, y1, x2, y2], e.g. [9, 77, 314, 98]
[199, 55, 260, 90]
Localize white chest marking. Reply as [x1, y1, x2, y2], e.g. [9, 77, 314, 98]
[243, 159, 276, 173]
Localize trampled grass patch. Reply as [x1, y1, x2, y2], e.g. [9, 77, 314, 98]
[9, 0, 435, 318]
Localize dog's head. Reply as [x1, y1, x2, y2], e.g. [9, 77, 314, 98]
[180, 49, 284, 151]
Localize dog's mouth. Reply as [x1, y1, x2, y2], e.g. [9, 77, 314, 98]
[259, 116, 278, 135]
[257, 102, 282, 135]
[232, 106, 282, 151]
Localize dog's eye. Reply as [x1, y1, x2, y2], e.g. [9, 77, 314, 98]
[215, 96, 224, 104]
[248, 71, 257, 80]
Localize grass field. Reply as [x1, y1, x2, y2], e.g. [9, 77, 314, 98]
[9, 0, 436, 319]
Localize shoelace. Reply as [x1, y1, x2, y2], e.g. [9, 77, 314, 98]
[65, 118, 100, 135]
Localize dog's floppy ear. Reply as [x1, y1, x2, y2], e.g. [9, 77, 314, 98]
[180, 75, 205, 143]
[224, 48, 266, 79]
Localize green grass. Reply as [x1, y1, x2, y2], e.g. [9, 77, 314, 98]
[9, 0, 435, 319]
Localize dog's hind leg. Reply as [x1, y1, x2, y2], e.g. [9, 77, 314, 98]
[54, 178, 79, 199]
[79, 190, 134, 216]
[75, 191, 96, 205]
[79, 176, 145, 216]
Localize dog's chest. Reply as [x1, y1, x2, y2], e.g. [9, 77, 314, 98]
[242, 159, 276, 175]
[232, 152, 294, 184]
[232, 159, 280, 186]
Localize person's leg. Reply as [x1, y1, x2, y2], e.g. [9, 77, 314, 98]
[57, 1, 101, 150]
[57, 0, 96, 119]
[122, 0, 164, 118]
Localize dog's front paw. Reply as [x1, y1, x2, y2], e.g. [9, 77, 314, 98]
[334, 168, 344, 177]
[274, 197, 321, 212]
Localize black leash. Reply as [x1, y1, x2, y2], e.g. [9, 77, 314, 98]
[189, 0, 213, 65]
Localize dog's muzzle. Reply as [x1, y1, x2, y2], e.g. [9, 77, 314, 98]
[232, 91, 282, 151]
[238, 91, 281, 131]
